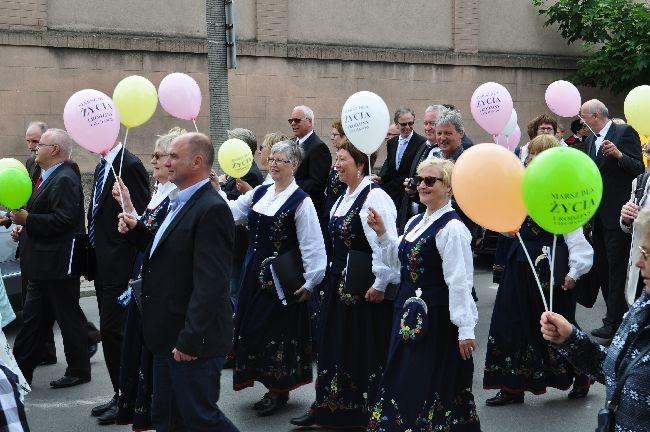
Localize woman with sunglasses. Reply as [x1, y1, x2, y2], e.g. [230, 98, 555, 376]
[217, 140, 326, 417]
[110, 127, 184, 430]
[365, 157, 480, 431]
[483, 134, 594, 407]
[292, 139, 398, 429]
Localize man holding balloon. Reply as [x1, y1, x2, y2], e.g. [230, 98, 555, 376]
[580, 99, 644, 340]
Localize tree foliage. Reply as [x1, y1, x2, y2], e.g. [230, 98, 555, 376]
[532, 0, 650, 93]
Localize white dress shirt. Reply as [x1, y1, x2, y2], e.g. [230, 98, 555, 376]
[376, 201, 478, 340]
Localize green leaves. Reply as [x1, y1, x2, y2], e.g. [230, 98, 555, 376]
[532, 0, 650, 93]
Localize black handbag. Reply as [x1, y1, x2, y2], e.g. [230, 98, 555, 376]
[595, 343, 650, 431]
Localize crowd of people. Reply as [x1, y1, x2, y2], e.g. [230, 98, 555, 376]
[0, 97, 648, 431]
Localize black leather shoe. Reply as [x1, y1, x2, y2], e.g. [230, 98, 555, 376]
[568, 377, 591, 400]
[257, 392, 289, 417]
[97, 403, 118, 426]
[591, 325, 615, 340]
[88, 343, 98, 360]
[91, 395, 118, 417]
[289, 410, 316, 427]
[252, 393, 272, 410]
[485, 390, 524, 407]
[49, 375, 90, 388]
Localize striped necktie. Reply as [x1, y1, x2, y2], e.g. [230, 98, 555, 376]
[88, 158, 107, 247]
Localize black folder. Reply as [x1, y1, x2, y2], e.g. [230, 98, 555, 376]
[130, 279, 143, 312]
[271, 249, 305, 305]
[70, 233, 89, 277]
[344, 250, 398, 301]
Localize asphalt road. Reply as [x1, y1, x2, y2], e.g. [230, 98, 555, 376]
[12, 257, 609, 432]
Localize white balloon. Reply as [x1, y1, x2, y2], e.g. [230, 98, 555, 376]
[500, 108, 518, 137]
[341, 91, 390, 154]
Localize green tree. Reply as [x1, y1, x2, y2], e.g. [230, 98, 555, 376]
[532, 0, 649, 93]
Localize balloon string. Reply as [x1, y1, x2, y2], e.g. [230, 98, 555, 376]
[577, 115, 598, 137]
[550, 235, 557, 312]
[516, 232, 549, 312]
[118, 128, 129, 178]
[108, 163, 125, 211]
[192, 119, 199, 133]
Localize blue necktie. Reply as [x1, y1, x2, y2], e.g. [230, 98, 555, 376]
[396, 138, 408, 169]
[589, 134, 600, 160]
[89, 158, 107, 247]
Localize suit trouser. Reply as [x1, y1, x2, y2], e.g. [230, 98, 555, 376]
[592, 217, 631, 329]
[95, 280, 128, 393]
[151, 355, 239, 432]
[14, 277, 90, 383]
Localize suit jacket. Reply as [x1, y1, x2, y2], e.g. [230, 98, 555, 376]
[19, 163, 81, 281]
[87, 148, 150, 284]
[381, 132, 427, 208]
[25, 155, 41, 186]
[127, 183, 235, 358]
[397, 141, 431, 232]
[586, 123, 644, 230]
[294, 132, 331, 214]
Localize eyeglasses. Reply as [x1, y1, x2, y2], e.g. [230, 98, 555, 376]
[399, 121, 415, 127]
[413, 175, 443, 187]
[288, 118, 306, 125]
[267, 157, 291, 165]
[151, 152, 169, 160]
[537, 126, 555, 133]
[639, 246, 648, 261]
[36, 142, 57, 148]
[330, 133, 341, 138]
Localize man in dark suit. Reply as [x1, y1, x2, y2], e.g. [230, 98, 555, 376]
[118, 132, 239, 431]
[290, 105, 331, 214]
[24, 121, 47, 185]
[218, 128, 264, 306]
[10, 128, 90, 388]
[398, 105, 445, 232]
[87, 140, 150, 424]
[380, 107, 427, 212]
[581, 99, 644, 340]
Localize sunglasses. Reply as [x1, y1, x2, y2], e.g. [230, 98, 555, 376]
[151, 152, 169, 160]
[413, 175, 443, 187]
[399, 121, 415, 127]
[640, 246, 648, 261]
[288, 118, 306, 124]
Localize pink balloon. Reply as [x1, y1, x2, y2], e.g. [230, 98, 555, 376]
[63, 89, 120, 156]
[545, 80, 581, 117]
[158, 73, 202, 120]
[493, 125, 522, 152]
[470, 82, 514, 135]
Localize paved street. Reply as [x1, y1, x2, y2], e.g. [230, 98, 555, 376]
[12, 257, 608, 432]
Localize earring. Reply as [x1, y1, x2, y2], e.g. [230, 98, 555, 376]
[357, 170, 361, 178]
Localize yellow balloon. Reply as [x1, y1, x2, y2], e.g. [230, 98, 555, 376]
[218, 139, 253, 178]
[624, 85, 650, 135]
[113, 75, 158, 128]
[0, 158, 28, 175]
[452, 143, 527, 232]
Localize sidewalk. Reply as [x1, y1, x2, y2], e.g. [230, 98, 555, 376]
[80, 280, 96, 298]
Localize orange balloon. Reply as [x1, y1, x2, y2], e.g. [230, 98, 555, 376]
[452, 143, 526, 232]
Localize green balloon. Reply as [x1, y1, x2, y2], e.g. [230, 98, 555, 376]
[522, 147, 602, 234]
[0, 167, 32, 209]
[0, 158, 28, 175]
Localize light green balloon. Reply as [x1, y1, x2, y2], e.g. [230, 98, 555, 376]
[0, 158, 28, 175]
[522, 146, 602, 234]
[0, 167, 32, 209]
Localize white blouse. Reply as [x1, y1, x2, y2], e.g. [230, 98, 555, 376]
[376, 201, 478, 340]
[129, 181, 177, 219]
[221, 180, 326, 291]
[330, 176, 400, 291]
[562, 227, 593, 281]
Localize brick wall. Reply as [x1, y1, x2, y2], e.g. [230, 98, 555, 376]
[453, 0, 479, 53]
[256, 0, 288, 44]
[0, 0, 46, 31]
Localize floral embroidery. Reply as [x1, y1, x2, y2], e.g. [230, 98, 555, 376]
[328, 169, 343, 197]
[235, 337, 312, 382]
[317, 366, 378, 413]
[338, 208, 359, 249]
[406, 237, 427, 283]
[337, 275, 359, 305]
[399, 310, 423, 341]
[269, 210, 291, 250]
